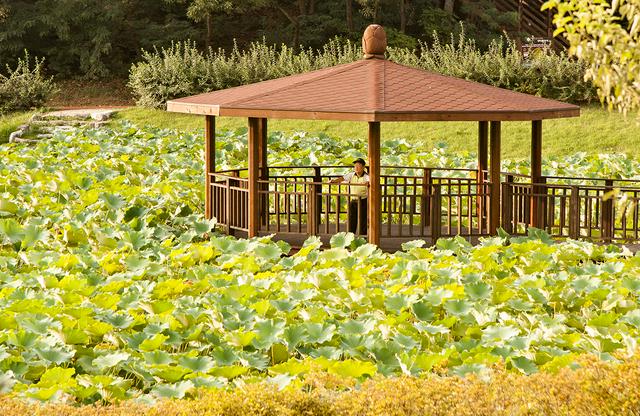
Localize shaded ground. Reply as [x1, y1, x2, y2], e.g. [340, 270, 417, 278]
[47, 78, 134, 108]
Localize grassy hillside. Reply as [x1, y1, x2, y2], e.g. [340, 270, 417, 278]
[113, 106, 640, 160]
[0, 112, 31, 143]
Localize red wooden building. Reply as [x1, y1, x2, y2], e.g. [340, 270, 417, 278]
[167, 25, 640, 251]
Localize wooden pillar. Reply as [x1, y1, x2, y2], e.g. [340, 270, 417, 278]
[477, 121, 488, 229]
[257, 118, 268, 226]
[368, 121, 381, 246]
[530, 120, 543, 228]
[204, 115, 215, 220]
[248, 117, 260, 237]
[489, 121, 501, 234]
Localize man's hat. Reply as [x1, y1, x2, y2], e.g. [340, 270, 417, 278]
[353, 158, 366, 165]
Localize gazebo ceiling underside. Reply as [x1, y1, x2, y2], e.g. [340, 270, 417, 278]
[167, 59, 580, 122]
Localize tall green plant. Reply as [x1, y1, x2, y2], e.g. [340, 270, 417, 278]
[129, 32, 596, 108]
[0, 51, 56, 115]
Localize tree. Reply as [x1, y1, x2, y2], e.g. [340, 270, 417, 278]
[543, 0, 640, 116]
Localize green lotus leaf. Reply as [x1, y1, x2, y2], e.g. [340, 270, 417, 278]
[444, 300, 473, 316]
[178, 356, 215, 373]
[0, 198, 19, 216]
[209, 365, 249, 379]
[253, 319, 286, 349]
[254, 244, 282, 261]
[304, 323, 335, 344]
[144, 350, 173, 366]
[151, 380, 194, 399]
[510, 356, 538, 374]
[92, 352, 130, 370]
[330, 232, 354, 249]
[34, 346, 75, 364]
[139, 333, 170, 352]
[329, 359, 377, 378]
[0, 219, 24, 244]
[0, 371, 16, 394]
[100, 193, 125, 211]
[465, 282, 492, 300]
[482, 325, 520, 342]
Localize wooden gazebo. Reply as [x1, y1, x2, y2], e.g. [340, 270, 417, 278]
[167, 25, 640, 250]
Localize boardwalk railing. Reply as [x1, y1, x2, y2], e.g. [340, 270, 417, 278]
[503, 174, 640, 243]
[211, 166, 640, 246]
[211, 166, 489, 243]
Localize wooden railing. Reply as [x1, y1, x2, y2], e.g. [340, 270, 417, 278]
[211, 171, 249, 233]
[210, 166, 640, 246]
[503, 174, 640, 242]
[210, 166, 490, 242]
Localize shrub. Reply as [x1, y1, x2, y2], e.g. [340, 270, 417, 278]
[0, 51, 56, 115]
[388, 30, 595, 103]
[128, 39, 360, 108]
[0, 354, 638, 415]
[129, 32, 596, 109]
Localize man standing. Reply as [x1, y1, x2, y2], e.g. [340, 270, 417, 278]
[331, 158, 369, 235]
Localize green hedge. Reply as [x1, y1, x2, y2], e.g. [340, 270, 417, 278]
[129, 34, 596, 109]
[0, 51, 56, 115]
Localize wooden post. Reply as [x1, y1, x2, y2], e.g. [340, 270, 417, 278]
[530, 120, 543, 229]
[257, 118, 268, 226]
[602, 179, 614, 241]
[248, 118, 260, 237]
[421, 168, 432, 230]
[489, 121, 501, 234]
[477, 121, 488, 225]
[430, 185, 441, 244]
[204, 115, 215, 220]
[368, 121, 381, 246]
[308, 184, 318, 235]
[569, 186, 580, 239]
[502, 175, 514, 234]
[313, 166, 322, 230]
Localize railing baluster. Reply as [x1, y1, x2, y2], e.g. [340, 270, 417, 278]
[431, 185, 441, 244]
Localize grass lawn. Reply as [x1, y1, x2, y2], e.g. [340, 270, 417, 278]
[0, 112, 32, 143]
[113, 105, 640, 160]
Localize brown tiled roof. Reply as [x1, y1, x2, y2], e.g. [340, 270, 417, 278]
[166, 59, 579, 121]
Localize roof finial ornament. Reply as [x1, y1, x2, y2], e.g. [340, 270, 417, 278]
[362, 24, 387, 59]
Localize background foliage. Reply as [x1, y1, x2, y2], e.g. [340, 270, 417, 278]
[544, 0, 640, 117]
[0, 51, 56, 115]
[129, 33, 595, 108]
[0, 0, 521, 79]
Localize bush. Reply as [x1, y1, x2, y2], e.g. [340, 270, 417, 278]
[0, 51, 56, 115]
[0, 354, 638, 415]
[389, 30, 595, 103]
[128, 39, 360, 108]
[129, 33, 596, 109]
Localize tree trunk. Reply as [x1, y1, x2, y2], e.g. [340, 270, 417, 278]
[308, 0, 315, 14]
[346, 0, 354, 31]
[400, 0, 406, 33]
[443, 0, 455, 14]
[277, 5, 300, 47]
[206, 13, 214, 48]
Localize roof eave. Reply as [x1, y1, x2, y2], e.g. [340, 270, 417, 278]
[167, 101, 580, 122]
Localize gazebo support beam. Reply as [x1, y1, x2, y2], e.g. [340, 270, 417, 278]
[478, 121, 488, 230]
[490, 121, 501, 233]
[368, 122, 381, 246]
[205, 115, 215, 220]
[248, 117, 260, 237]
[257, 118, 268, 226]
[530, 120, 543, 228]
